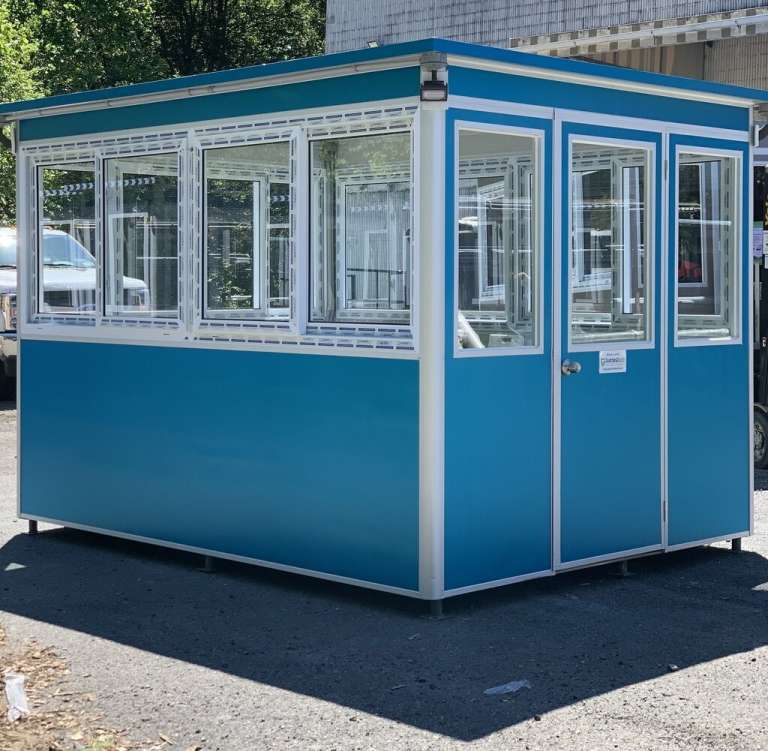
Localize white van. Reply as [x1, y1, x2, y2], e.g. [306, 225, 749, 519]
[0, 227, 149, 397]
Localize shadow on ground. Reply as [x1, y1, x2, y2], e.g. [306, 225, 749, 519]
[1, 526, 766, 740]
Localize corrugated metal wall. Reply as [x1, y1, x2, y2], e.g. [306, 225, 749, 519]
[326, 1, 763, 52]
[704, 34, 768, 88]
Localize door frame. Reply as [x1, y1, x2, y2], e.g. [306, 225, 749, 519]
[552, 112, 667, 571]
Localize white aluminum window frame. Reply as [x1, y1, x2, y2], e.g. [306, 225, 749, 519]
[35, 159, 99, 319]
[452, 120, 545, 358]
[18, 104, 419, 356]
[307, 126, 416, 330]
[196, 131, 294, 327]
[334, 177, 412, 323]
[102, 143, 186, 328]
[566, 134, 656, 353]
[673, 144, 743, 347]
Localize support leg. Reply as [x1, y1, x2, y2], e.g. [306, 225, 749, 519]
[731, 538, 742, 552]
[617, 559, 629, 577]
[27, 520, 38, 535]
[428, 599, 443, 619]
[199, 554, 216, 573]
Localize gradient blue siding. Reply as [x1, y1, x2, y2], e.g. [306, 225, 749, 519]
[448, 67, 750, 131]
[559, 123, 663, 563]
[667, 136, 751, 545]
[444, 110, 553, 590]
[19, 340, 420, 590]
[19, 67, 421, 141]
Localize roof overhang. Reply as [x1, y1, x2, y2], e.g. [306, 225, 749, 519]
[0, 54, 426, 123]
[510, 6, 768, 58]
[1, 36, 767, 127]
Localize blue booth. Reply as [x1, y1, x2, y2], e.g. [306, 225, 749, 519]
[1, 39, 762, 605]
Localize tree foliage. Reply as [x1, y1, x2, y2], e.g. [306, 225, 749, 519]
[155, 0, 325, 76]
[0, 0, 326, 223]
[0, 1, 41, 222]
[10, 0, 169, 93]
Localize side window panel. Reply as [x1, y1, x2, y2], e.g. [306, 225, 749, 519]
[104, 153, 179, 318]
[204, 141, 291, 320]
[310, 132, 412, 325]
[569, 141, 652, 346]
[38, 162, 97, 314]
[456, 128, 539, 350]
[676, 151, 739, 341]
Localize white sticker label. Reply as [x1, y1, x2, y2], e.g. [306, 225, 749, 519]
[599, 350, 626, 374]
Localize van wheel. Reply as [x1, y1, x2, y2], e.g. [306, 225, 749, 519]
[0, 370, 15, 401]
[755, 410, 768, 469]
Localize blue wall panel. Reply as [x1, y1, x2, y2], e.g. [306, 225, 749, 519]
[20, 340, 420, 590]
[443, 109, 553, 590]
[667, 135, 751, 545]
[448, 67, 750, 131]
[20, 67, 421, 141]
[444, 357, 553, 589]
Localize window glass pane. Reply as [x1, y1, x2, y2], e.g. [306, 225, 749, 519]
[311, 132, 411, 324]
[569, 142, 651, 344]
[456, 129, 538, 349]
[38, 163, 96, 314]
[105, 153, 178, 317]
[204, 141, 290, 319]
[677, 152, 738, 340]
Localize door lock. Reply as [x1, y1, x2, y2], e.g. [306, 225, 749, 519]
[561, 359, 582, 376]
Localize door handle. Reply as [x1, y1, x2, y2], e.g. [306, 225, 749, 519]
[561, 359, 582, 376]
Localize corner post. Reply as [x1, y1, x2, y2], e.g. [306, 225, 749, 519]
[417, 99, 447, 604]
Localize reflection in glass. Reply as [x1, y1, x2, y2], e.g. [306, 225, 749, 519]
[204, 142, 290, 319]
[569, 142, 651, 344]
[456, 129, 538, 349]
[39, 163, 97, 313]
[677, 153, 738, 339]
[105, 153, 178, 317]
[311, 132, 411, 324]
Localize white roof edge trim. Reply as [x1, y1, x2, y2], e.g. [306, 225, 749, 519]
[447, 54, 759, 108]
[0, 55, 424, 123]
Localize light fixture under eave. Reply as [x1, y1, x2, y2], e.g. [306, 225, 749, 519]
[420, 70, 447, 102]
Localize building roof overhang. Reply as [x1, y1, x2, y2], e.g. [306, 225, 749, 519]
[1, 36, 768, 125]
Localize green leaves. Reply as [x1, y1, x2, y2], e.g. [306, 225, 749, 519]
[0, 0, 326, 223]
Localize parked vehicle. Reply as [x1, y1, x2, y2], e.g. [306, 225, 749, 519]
[0, 227, 149, 398]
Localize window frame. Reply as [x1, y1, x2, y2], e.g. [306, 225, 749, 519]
[307, 127, 416, 329]
[19, 107, 418, 356]
[102, 147, 184, 325]
[673, 144, 743, 348]
[566, 133, 657, 353]
[35, 158, 99, 319]
[196, 131, 295, 328]
[452, 119, 546, 358]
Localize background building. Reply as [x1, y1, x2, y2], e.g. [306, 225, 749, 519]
[326, 2, 768, 88]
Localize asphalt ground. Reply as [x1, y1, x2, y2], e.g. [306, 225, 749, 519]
[1, 401, 767, 749]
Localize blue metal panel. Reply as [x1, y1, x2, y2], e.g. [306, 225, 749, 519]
[559, 123, 663, 563]
[449, 67, 750, 131]
[444, 109, 553, 590]
[4, 37, 767, 119]
[19, 340, 420, 590]
[19, 68, 421, 141]
[667, 135, 751, 545]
